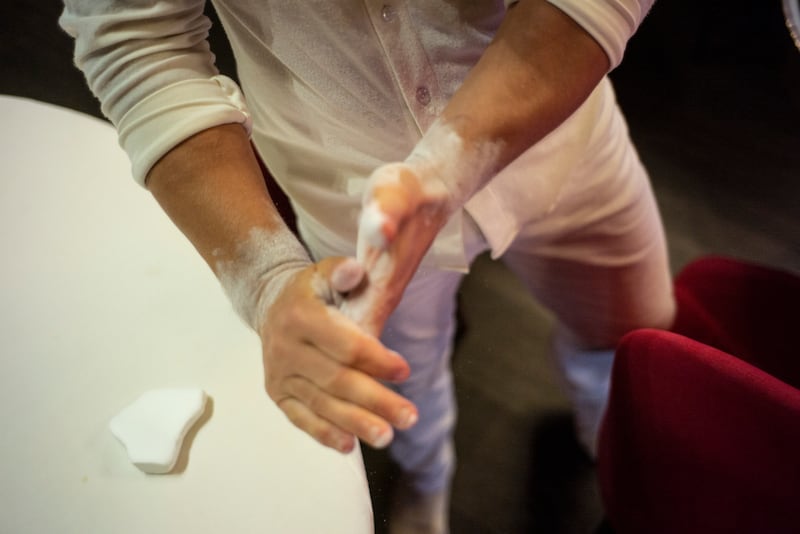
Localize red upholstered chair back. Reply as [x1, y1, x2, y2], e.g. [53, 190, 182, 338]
[671, 255, 800, 388]
[597, 256, 800, 534]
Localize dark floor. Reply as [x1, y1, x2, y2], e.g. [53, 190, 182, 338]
[3, 2, 799, 533]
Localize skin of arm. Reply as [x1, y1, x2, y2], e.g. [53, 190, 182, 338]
[349, 0, 611, 333]
[445, 0, 611, 166]
[146, 123, 419, 453]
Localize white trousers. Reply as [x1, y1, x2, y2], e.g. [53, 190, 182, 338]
[299, 82, 675, 493]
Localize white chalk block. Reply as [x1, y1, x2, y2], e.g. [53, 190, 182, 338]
[110, 388, 208, 474]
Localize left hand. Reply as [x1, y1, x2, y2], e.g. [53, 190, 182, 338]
[341, 162, 453, 335]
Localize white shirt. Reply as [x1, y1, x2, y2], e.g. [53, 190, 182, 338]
[60, 0, 654, 271]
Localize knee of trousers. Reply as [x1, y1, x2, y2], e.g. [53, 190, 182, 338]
[555, 281, 677, 351]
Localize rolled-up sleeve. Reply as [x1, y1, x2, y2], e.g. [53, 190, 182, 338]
[59, 0, 251, 186]
[504, 0, 655, 69]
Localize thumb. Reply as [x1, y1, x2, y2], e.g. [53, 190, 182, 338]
[359, 164, 422, 253]
[317, 256, 366, 294]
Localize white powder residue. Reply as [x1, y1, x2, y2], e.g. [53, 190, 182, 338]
[216, 225, 311, 331]
[358, 202, 389, 259]
[405, 117, 505, 211]
[340, 252, 396, 336]
[329, 257, 366, 294]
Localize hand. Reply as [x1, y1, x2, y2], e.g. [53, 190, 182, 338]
[259, 256, 419, 453]
[143, 124, 419, 454]
[342, 162, 452, 335]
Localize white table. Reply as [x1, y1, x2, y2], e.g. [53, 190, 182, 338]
[0, 95, 373, 533]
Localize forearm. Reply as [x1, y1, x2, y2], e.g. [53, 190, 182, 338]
[147, 124, 285, 268]
[146, 123, 310, 328]
[404, 0, 610, 208]
[449, 0, 609, 163]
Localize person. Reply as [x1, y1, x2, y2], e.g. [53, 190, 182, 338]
[60, 1, 675, 532]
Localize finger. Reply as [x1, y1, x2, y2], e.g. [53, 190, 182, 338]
[285, 343, 418, 431]
[284, 376, 398, 449]
[319, 364, 419, 432]
[329, 257, 365, 293]
[277, 396, 356, 453]
[360, 201, 396, 251]
[367, 164, 420, 221]
[314, 306, 411, 381]
[274, 295, 410, 383]
[295, 259, 411, 381]
[360, 164, 420, 251]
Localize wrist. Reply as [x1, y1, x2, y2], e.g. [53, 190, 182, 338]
[357, 117, 502, 257]
[404, 117, 504, 210]
[216, 225, 311, 331]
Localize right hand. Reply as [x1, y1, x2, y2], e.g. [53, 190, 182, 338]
[259, 256, 419, 453]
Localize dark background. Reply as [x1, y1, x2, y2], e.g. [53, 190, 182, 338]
[2, 2, 798, 532]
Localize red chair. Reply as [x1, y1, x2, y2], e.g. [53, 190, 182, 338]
[597, 256, 800, 534]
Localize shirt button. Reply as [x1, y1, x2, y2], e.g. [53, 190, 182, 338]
[381, 5, 396, 22]
[416, 86, 431, 106]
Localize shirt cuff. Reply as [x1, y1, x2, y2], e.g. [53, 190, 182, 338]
[545, 0, 653, 69]
[117, 75, 252, 186]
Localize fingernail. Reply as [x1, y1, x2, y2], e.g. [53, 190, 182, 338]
[369, 426, 393, 449]
[391, 367, 409, 382]
[397, 408, 418, 429]
[336, 434, 355, 453]
[389, 352, 410, 382]
[331, 258, 364, 292]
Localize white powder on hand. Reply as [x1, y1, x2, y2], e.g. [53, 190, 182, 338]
[215, 225, 311, 332]
[404, 117, 504, 211]
[357, 202, 390, 260]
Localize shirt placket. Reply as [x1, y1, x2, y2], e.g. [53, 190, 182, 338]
[364, 1, 470, 271]
[364, 2, 443, 135]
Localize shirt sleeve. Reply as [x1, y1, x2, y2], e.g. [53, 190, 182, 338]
[504, 0, 655, 70]
[59, 0, 252, 186]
